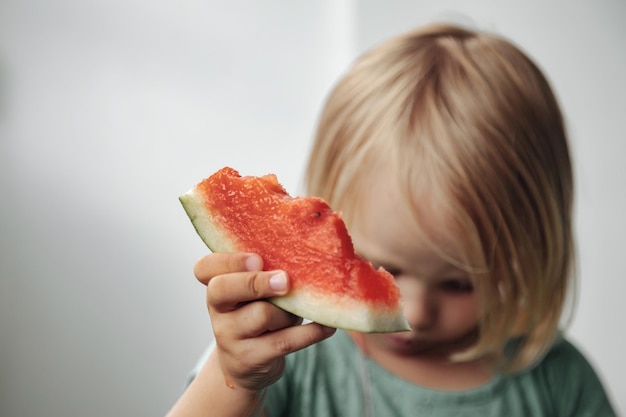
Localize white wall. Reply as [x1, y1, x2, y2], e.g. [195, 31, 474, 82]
[0, 1, 623, 416]
[0, 1, 352, 416]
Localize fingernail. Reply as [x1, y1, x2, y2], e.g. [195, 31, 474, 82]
[245, 255, 263, 271]
[269, 271, 287, 292]
[322, 325, 336, 335]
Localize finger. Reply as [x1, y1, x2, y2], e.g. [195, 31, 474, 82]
[257, 322, 336, 359]
[207, 270, 289, 311]
[217, 322, 335, 385]
[194, 252, 264, 285]
[214, 301, 303, 340]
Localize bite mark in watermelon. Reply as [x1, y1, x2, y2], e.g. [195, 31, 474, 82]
[179, 167, 410, 333]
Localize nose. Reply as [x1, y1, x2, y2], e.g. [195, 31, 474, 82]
[400, 281, 437, 331]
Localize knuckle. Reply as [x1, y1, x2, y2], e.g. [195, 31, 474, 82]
[193, 256, 209, 282]
[247, 301, 273, 326]
[246, 271, 267, 298]
[211, 323, 240, 353]
[228, 252, 251, 272]
[206, 275, 226, 306]
[273, 337, 296, 356]
[193, 253, 251, 285]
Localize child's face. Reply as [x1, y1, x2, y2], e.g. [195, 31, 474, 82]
[350, 168, 480, 358]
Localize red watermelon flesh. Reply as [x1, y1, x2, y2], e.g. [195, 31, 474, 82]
[179, 167, 410, 333]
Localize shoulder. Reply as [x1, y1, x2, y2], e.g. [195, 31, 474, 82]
[524, 335, 616, 416]
[544, 335, 590, 361]
[537, 336, 590, 374]
[536, 336, 602, 384]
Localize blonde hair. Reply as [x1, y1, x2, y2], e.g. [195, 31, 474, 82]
[305, 23, 574, 372]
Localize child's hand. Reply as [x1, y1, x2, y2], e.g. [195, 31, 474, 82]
[194, 252, 336, 393]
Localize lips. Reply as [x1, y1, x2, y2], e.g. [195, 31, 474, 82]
[386, 334, 416, 347]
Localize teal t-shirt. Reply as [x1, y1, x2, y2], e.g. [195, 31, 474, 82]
[263, 330, 616, 417]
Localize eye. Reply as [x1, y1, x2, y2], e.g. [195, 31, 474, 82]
[439, 279, 474, 294]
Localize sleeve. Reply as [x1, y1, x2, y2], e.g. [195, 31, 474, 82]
[185, 342, 214, 387]
[545, 338, 617, 417]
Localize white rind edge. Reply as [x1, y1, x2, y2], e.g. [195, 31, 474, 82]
[179, 189, 237, 253]
[270, 292, 410, 333]
[180, 186, 411, 333]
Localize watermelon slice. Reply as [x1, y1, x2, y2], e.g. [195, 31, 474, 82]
[179, 167, 410, 333]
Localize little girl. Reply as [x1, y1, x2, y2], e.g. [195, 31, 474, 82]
[167, 23, 616, 416]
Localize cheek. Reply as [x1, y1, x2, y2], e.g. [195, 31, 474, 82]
[443, 296, 480, 330]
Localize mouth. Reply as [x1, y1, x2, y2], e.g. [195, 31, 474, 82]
[385, 333, 418, 348]
[381, 328, 480, 357]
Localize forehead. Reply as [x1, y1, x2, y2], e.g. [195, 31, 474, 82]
[347, 163, 463, 274]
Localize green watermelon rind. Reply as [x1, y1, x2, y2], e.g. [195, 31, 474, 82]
[179, 179, 411, 334]
[179, 191, 238, 253]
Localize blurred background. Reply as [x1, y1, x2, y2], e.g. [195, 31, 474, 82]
[1, 0, 624, 416]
